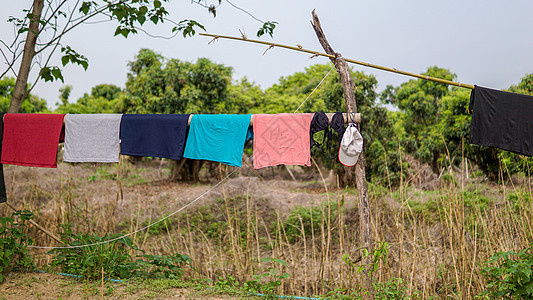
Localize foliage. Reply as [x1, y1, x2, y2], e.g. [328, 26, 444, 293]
[508, 73, 533, 95]
[343, 241, 389, 279]
[480, 244, 533, 299]
[0, 210, 35, 283]
[135, 253, 192, 279]
[121, 49, 246, 114]
[48, 226, 193, 281]
[262, 63, 404, 185]
[243, 257, 290, 295]
[48, 225, 142, 280]
[2, 0, 276, 113]
[282, 202, 337, 243]
[374, 277, 421, 300]
[0, 77, 49, 112]
[387, 69, 533, 180]
[55, 84, 122, 114]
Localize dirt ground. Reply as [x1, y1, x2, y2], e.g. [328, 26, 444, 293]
[0, 271, 245, 300]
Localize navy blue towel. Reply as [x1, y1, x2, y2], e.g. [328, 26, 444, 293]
[120, 114, 190, 160]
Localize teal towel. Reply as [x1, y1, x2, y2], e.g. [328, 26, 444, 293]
[183, 114, 252, 167]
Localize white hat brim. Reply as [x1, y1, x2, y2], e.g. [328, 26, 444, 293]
[338, 144, 360, 167]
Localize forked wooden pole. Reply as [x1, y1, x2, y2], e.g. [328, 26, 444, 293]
[310, 10, 374, 297]
[199, 33, 475, 90]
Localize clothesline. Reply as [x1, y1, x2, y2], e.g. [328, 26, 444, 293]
[1, 112, 361, 126]
[185, 112, 360, 126]
[0, 112, 356, 170]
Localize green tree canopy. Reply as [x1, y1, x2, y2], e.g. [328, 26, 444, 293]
[121, 49, 248, 114]
[55, 84, 122, 114]
[0, 77, 48, 113]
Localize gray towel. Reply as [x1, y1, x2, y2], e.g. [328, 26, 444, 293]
[63, 114, 122, 163]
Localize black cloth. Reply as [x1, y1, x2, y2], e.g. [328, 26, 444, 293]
[310, 112, 346, 159]
[120, 114, 190, 160]
[469, 85, 533, 156]
[310, 112, 329, 148]
[330, 112, 346, 143]
[0, 113, 6, 203]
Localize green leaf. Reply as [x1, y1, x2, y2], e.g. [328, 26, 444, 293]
[61, 55, 70, 66]
[79, 2, 91, 14]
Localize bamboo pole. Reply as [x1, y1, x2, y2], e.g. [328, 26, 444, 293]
[199, 33, 475, 90]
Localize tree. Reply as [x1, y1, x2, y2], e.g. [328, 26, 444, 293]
[121, 49, 259, 181]
[509, 73, 533, 95]
[55, 84, 122, 114]
[387, 66, 533, 180]
[390, 66, 458, 173]
[0, 77, 48, 113]
[1, 0, 277, 113]
[121, 49, 235, 114]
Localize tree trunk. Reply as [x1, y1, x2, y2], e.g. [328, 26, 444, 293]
[311, 10, 374, 297]
[9, 0, 44, 113]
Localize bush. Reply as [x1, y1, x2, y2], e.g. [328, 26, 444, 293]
[0, 210, 35, 282]
[48, 225, 192, 280]
[480, 244, 533, 299]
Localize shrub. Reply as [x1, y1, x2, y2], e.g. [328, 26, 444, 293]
[0, 210, 35, 282]
[480, 244, 533, 299]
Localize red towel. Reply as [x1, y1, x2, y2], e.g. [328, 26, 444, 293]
[1, 113, 65, 168]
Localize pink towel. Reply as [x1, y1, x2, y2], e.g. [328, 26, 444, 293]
[253, 113, 313, 169]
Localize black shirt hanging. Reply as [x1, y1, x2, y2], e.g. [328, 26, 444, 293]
[469, 85, 533, 156]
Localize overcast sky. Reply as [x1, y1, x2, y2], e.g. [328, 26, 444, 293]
[2, 0, 533, 108]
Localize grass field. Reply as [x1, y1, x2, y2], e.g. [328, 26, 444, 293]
[1, 156, 532, 299]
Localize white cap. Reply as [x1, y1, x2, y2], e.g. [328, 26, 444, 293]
[338, 123, 363, 167]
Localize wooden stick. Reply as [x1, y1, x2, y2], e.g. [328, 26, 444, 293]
[310, 10, 374, 297]
[199, 32, 475, 90]
[4, 201, 62, 243]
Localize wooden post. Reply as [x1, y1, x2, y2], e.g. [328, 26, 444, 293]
[310, 10, 374, 297]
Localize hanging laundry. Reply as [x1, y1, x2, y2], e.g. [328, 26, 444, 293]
[63, 114, 122, 163]
[1, 113, 65, 168]
[183, 114, 252, 167]
[469, 85, 533, 156]
[310, 112, 346, 159]
[310, 112, 329, 148]
[0, 113, 6, 202]
[253, 113, 313, 169]
[120, 114, 190, 160]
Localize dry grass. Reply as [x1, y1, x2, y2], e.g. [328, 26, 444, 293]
[1, 156, 532, 299]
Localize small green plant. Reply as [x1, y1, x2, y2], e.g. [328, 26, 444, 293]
[374, 277, 421, 300]
[0, 210, 35, 282]
[480, 244, 533, 299]
[135, 253, 192, 279]
[48, 225, 141, 280]
[343, 241, 389, 279]
[87, 166, 117, 182]
[244, 257, 290, 296]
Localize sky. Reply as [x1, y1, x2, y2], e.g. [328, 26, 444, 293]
[2, 0, 533, 109]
